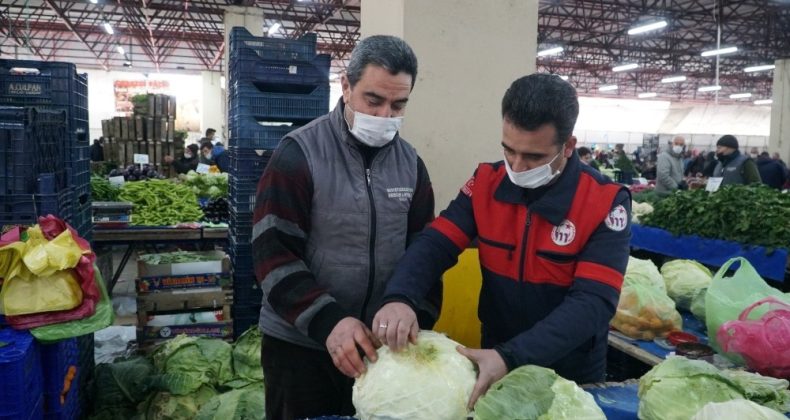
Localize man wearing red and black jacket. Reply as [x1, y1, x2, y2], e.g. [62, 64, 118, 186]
[252, 35, 441, 420]
[374, 73, 631, 409]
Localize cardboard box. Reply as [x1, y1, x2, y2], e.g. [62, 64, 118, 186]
[136, 273, 231, 292]
[138, 322, 233, 341]
[137, 251, 230, 277]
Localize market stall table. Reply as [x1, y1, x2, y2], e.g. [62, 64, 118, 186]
[607, 312, 708, 366]
[92, 225, 228, 294]
[630, 224, 788, 282]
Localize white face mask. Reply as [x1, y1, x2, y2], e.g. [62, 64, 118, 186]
[504, 151, 562, 189]
[346, 104, 403, 147]
[672, 145, 684, 155]
[184, 152, 193, 159]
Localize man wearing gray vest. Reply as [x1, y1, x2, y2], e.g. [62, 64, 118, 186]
[252, 35, 441, 419]
[713, 135, 762, 186]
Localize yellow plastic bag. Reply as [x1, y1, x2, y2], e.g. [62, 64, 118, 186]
[1, 269, 83, 315]
[22, 228, 83, 277]
[0, 241, 28, 281]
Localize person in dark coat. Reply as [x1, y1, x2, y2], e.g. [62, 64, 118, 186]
[165, 144, 199, 174]
[90, 138, 105, 162]
[756, 152, 787, 189]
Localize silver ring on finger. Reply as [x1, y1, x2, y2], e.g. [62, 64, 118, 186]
[379, 323, 388, 329]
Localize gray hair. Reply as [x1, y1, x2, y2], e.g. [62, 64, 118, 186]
[346, 35, 418, 89]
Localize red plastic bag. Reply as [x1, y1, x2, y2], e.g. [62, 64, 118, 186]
[718, 296, 790, 379]
[5, 216, 99, 329]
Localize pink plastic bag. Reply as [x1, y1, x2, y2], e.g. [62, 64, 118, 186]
[718, 296, 790, 379]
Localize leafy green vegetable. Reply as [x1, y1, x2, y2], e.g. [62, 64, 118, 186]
[119, 179, 203, 226]
[225, 327, 263, 388]
[178, 171, 229, 200]
[473, 365, 605, 420]
[137, 385, 217, 420]
[353, 331, 476, 420]
[640, 185, 790, 249]
[638, 356, 790, 420]
[196, 383, 265, 420]
[138, 251, 221, 265]
[91, 175, 121, 201]
[692, 400, 787, 420]
[660, 259, 712, 311]
[91, 357, 155, 417]
[149, 335, 233, 395]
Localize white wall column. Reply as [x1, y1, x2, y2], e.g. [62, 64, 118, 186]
[769, 59, 790, 161]
[361, 0, 539, 209]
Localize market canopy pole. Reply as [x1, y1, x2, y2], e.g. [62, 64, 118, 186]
[769, 59, 790, 163]
[360, 0, 539, 209]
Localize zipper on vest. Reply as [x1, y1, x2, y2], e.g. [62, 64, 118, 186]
[360, 167, 377, 320]
[518, 210, 532, 283]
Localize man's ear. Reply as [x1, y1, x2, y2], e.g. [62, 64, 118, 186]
[564, 136, 578, 158]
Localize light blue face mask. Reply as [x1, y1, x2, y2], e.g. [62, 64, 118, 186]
[504, 151, 562, 189]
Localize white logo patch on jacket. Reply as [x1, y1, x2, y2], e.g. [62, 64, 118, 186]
[552, 220, 576, 246]
[605, 205, 628, 231]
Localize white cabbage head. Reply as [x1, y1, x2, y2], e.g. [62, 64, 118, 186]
[353, 331, 476, 420]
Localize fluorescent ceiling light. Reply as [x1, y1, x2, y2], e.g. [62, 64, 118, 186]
[661, 75, 686, 83]
[599, 84, 618, 92]
[638, 92, 658, 99]
[729, 92, 752, 99]
[628, 20, 668, 35]
[103, 22, 114, 35]
[558, 75, 569, 81]
[329, 73, 339, 81]
[744, 64, 775, 73]
[754, 99, 773, 105]
[89, 0, 98, 3]
[537, 47, 564, 57]
[698, 85, 722, 92]
[116, 46, 125, 55]
[701, 46, 737, 57]
[612, 63, 639, 72]
[267, 22, 281, 36]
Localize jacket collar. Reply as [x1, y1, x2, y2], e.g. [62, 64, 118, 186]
[494, 151, 582, 226]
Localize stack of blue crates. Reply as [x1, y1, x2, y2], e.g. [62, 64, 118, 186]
[227, 27, 330, 338]
[0, 59, 91, 241]
[40, 339, 80, 420]
[0, 106, 72, 228]
[0, 329, 44, 420]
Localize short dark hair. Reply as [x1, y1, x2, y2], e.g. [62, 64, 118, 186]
[200, 141, 213, 151]
[346, 35, 418, 89]
[206, 128, 216, 136]
[501, 74, 579, 145]
[760, 151, 770, 158]
[577, 146, 592, 157]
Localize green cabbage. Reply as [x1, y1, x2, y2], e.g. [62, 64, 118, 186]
[691, 287, 708, 322]
[90, 357, 155, 419]
[149, 335, 233, 395]
[660, 259, 712, 310]
[196, 383, 265, 420]
[625, 257, 666, 292]
[225, 327, 263, 388]
[353, 331, 476, 420]
[137, 385, 217, 420]
[638, 356, 790, 420]
[473, 365, 605, 420]
[692, 400, 787, 420]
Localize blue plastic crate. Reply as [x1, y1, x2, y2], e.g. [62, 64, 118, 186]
[228, 118, 296, 149]
[228, 147, 273, 179]
[40, 338, 78, 417]
[230, 54, 330, 86]
[0, 329, 44, 420]
[229, 81, 329, 122]
[0, 60, 89, 148]
[229, 27, 317, 63]
[0, 188, 73, 229]
[42, 370, 79, 420]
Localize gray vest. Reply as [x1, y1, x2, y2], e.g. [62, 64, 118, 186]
[713, 154, 748, 185]
[258, 103, 418, 349]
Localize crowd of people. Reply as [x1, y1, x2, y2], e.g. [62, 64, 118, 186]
[576, 135, 789, 191]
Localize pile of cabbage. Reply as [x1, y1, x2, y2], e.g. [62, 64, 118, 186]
[88, 328, 264, 420]
[353, 331, 604, 420]
[639, 356, 790, 420]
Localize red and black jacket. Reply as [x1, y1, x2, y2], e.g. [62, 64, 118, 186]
[383, 153, 631, 383]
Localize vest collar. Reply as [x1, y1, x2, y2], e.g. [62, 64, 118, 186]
[493, 152, 582, 226]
